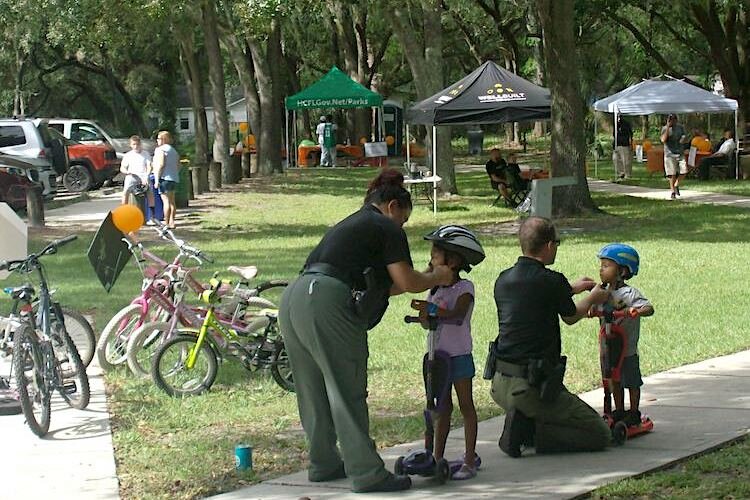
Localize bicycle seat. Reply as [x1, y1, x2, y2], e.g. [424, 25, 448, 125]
[228, 266, 258, 281]
[3, 284, 35, 300]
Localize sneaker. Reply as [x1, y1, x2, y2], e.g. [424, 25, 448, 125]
[611, 409, 627, 423]
[146, 219, 156, 226]
[670, 191, 677, 200]
[353, 473, 411, 493]
[451, 464, 477, 480]
[675, 186, 681, 197]
[624, 409, 642, 427]
[499, 408, 534, 458]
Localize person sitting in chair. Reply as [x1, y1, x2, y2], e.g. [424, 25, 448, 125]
[487, 149, 526, 207]
[487, 149, 511, 205]
[698, 129, 736, 180]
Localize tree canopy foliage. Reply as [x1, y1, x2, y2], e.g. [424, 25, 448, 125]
[0, 0, 744, 206]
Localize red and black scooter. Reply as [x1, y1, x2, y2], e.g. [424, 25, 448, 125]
[589, 304, 654, 445]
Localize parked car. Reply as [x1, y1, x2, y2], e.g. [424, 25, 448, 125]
[0, 119, 59, 198]
[0, 154, 37, 210]
[48, 128, 120, 192]
[46, 118, 155, 159]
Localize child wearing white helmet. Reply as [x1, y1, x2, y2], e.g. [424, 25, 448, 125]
[596, 243, 654, 426]
[414, 225, 485, 480]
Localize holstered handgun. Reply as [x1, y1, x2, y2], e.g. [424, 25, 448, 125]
[353, 267, 388, 329]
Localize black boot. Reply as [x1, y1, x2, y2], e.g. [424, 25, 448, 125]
[498, 408, 535, 458]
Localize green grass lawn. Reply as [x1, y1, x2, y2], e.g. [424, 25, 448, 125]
[15, 167, 750, 499]
[592, 436, 750, 499]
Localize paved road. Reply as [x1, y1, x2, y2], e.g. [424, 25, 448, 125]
[587, 178, 750, 208]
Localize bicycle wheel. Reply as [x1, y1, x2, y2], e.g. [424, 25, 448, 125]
[12, 324, 51, 437]
[52, 329, 90, 409]
[152, 333, 218, 397]
[126, 321, 170, 378]
[96, 303, 144, 371]
[270, 341, 295, 393]
[54, 307, 96, 369]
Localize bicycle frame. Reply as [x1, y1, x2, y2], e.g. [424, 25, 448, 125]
[2, 238, 79, 392]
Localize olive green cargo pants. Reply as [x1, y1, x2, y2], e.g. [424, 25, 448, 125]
[279, 274, 390, 490]
[491, 372, 611, 452]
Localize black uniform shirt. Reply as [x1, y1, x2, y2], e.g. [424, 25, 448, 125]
[493, 256, 577, 364]
[305, 204, 413, 291]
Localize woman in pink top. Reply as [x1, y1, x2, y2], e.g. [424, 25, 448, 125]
[415, 226, 485, 480]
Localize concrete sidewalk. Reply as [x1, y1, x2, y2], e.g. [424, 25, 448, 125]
[41, 191, 122, 229]
[0, 359, 119, 499]
[587, 179, 750, 208]
[212, 350, 750, 500]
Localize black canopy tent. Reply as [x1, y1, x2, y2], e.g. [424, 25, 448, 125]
[404, 61, 551, 174]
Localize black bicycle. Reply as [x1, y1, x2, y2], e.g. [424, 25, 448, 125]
[0, 236, 90, 437]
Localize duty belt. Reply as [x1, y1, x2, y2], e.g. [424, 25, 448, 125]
[496, 360, 528, 378]
[302, 263, 357, 290]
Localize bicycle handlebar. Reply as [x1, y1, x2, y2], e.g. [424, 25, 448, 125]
[0, 235, 77, 274]
[150, 221, 213, 263]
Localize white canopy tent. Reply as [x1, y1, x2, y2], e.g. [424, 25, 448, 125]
[592, 78, 739, 178]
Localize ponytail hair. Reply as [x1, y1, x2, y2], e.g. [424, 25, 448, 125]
[364, 168, 412, 209]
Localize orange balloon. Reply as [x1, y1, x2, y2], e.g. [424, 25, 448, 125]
[385, 135, 395, 146]
[238, 122, 249, 133]
[112, 204, 144, 233]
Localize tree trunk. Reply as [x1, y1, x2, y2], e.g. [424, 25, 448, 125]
[248, 19, 283, 175]
[202, 0, 232, 184]
[178, 36, 209, 192]
[392, 0, 456, 194]
[537, 0, 596, 216]
[217, 11, 261, 155]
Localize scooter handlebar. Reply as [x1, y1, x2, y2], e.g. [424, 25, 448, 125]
[403, 315, 464, 325]
[588, 307, 639, 319]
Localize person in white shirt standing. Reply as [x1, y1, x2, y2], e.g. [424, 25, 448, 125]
[316, 115, 338, 167]
[698, 129, 736, 180]
[120, 135, 153, 209]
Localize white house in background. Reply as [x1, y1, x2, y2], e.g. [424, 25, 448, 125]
[175, 86, 248, 138]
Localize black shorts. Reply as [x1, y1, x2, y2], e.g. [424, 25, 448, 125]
[620, 354, 643, 389]
[159, 180, 177, 193]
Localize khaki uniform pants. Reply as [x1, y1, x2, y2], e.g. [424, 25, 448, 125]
[491, 373, 611, 452]
[279, 274, 389, 490]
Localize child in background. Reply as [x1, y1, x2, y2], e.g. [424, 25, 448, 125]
[414, 225, 485, 480]
[120, 135, 153, 208]
[596, 243, 654, 426]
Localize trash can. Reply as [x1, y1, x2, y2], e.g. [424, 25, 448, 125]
[175, 166, 190, 209]
[467, 128, 484, 155]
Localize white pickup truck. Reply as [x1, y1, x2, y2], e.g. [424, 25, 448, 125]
[45, 119, 155, 159]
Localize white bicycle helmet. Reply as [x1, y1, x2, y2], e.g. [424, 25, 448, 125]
[424, 225, 485, 272]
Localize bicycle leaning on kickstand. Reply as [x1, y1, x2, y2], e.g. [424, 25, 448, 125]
[0, 236, 90, 437]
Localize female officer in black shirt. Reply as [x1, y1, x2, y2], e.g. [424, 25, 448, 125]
[279, 169, 453, 493]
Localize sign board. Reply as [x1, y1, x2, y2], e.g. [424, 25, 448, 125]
[0, 203, 27, 280]
[86, 212, 131, 292]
